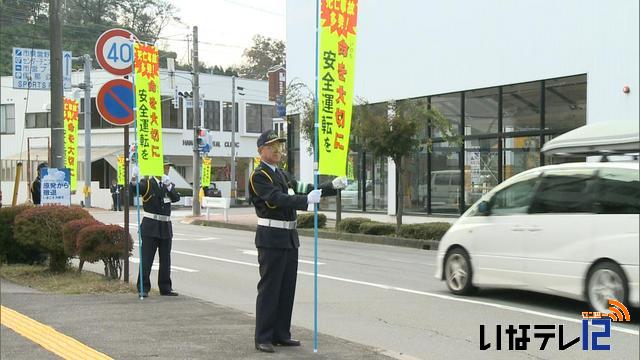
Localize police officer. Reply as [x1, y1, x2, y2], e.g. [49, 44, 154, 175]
[131, 158, 181, 298]
[249, 130, 347, 353]
[30, 162, 47, 205]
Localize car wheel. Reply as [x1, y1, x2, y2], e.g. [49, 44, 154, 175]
[586, 262, 628, 313]
[444, 248, 476, 295]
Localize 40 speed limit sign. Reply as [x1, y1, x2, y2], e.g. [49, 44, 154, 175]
[95, 28, 137, 76]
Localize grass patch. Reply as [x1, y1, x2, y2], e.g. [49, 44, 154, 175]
[0, 264, 136, 294]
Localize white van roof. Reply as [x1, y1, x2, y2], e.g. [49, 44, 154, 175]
[541, 121, 639, 156]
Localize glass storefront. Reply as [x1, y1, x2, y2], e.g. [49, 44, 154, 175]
[313, 74, 586, 214]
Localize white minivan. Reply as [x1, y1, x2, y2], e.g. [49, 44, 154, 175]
[435, 161, 639, 312]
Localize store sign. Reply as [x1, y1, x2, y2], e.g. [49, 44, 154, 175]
[40, 168, 71, 206]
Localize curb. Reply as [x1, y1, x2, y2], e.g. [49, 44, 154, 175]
[190, 219, 440, 250]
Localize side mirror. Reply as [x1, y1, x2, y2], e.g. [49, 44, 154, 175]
[478, 201, 490, 215]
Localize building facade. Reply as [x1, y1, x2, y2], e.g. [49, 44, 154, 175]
[1, 69, 276, 207]
[285, 0, 639, 215]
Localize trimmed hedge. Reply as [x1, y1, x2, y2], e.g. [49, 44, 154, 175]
[337, 217, 373, 233]
[0, 205, 45, 264]
[399, 222, 451, 241]
[77, 224, 133, 279]
[14, 205, 92, 272]
[297, 213, 327, 228]
[359, 222, 396, 236]
[63, 218, 101, 272]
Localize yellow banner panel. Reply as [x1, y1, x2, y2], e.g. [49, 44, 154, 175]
[134, 42, 163, 176]
[201, 157, 212, 187]
[317, 0, 359, 176]
[63, 98, 79, 191]
[117, 155, 125, 185]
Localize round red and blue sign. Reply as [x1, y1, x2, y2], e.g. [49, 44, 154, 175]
[96, 79, 134, 126]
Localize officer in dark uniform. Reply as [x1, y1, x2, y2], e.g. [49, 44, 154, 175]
[131, 158, 181, 298]
[249, 130, 347, 353]
[30, 162, 47, 205]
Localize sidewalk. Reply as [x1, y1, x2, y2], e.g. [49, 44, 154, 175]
[1, 279, 394, 359]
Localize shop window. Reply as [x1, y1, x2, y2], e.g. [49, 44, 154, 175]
[1, 104, 15, 134]
[465, 88, 499, 135]
[502, 81, 540, 132]
[246, 103, 275, 133]
[430, 93, 461, 137]
[162, 96, 182, 129]
[25, 112, 51, 128]
[545, 75, 587, 133]
[223, 102, 239, 132]
[203, 100, 220, 131]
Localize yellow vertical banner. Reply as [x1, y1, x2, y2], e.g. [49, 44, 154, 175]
[117, 155, 125, 185]
[346, 155, 355, 180]
[63, 98, 79, 191]
[253, 157, 261, 170]
[201, 156, 211, 187]
[317, 0, 359, 176]
[134, 42, 163, 176]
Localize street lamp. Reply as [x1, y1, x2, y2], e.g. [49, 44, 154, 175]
[230, 78, 244, 205]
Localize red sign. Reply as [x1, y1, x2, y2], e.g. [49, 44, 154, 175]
[96, 79, 134, 126]
[95, 28, 136, 76]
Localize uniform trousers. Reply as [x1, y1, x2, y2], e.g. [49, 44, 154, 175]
[137, 234, 173, 294]
[255, 247, 299, 343]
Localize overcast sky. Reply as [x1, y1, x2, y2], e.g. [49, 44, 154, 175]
[158, 0, 286, 69]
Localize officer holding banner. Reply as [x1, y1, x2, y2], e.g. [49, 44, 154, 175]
[249, 130, 347, 353]
[131, 158, 180, 298]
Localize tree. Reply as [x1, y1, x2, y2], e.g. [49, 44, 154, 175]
[353, 99, 461, 234]
[239, 34, 285, 80]
[117, 0, 178, 42]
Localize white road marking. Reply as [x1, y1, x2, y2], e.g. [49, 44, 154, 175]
[173, 237, 220, 241]
[166, 249, 639, 336]
[239, 249, 325, 265]
[129, 258, 199, 273]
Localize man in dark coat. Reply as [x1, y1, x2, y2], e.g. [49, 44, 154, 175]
[249, 130, 347, 353]
[30, 162, 47, 205]
[131, 159, 181, 298]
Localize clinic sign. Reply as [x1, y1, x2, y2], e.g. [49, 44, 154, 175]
[40, 168, 71, 206]
[12, 47, 72, 89]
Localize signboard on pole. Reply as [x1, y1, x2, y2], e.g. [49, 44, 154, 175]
[95, 28, 136, 76]
[63, 98, 79, 191]
[96, 79, 134, 126]
[317, 0, 359, 176]
[201, 156, 212, 187]
[117, 155, 126, 185]
[12, 47, 72, 89]
[40, 168, 71, 206]
[134, 42, 164, 176]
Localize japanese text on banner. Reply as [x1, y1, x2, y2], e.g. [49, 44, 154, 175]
[117, 155, 125, 185]
[63, 98, 79, 191]
[134, 42, 163, 176]
[201, 157, 211, 187]
[317, 0, 358, 176]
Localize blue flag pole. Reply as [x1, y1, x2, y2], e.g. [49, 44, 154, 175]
[313, 0, 321, 353]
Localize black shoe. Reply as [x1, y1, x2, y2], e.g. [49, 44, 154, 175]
[140, 292, 148, 298]
[255, 343, 275, 353]
[272, 339, 301, 347]
[160, 290, 178, 296]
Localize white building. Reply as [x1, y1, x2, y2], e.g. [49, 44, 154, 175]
[1, 69, 277, 208]
[285, 0, 639, 215]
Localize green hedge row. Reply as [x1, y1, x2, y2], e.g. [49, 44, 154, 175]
[297, 213, 327, 228]
[336, 217, 451, 240]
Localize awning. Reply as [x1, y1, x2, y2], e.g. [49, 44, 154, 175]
[542, 121, 640, 156]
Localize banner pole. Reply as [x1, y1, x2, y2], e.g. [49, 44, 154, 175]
[313, 0, 320, 353]
[130, 40, 144, 300]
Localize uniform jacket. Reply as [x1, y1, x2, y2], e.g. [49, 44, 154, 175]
[132, 177, 180, 239]
[30, 177, 41, 205]
[249, 161, 335, 249]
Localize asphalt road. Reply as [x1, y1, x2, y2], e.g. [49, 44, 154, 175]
[92, 210, 639, 360]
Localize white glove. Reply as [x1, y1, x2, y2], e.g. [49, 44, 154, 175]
[306, 189, 322, 204]
[130, 165, 139, 181]
[332, 176, 348, 190]
[162, 175, 171, 186]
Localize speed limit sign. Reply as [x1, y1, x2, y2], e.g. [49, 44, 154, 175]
[95, 28, 137, 76]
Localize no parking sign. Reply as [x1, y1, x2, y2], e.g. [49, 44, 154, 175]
[96, 79, 134, 126]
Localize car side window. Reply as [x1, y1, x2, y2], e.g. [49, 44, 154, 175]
[489, 174, 539, 215]
[529, 169, 596, 214]
[594, 168, 640, 214]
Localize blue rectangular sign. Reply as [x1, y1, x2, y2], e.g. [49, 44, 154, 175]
[12, 48, 72, 90]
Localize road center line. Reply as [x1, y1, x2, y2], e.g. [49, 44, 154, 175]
[129, 258, 198, 272]
[168, 249, 639, 336]
[239, 249, 325, 265]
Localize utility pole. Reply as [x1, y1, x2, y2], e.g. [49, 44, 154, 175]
[49, 0, 64, 168]
[230, 76, 236, 205]
[83, 54, 92, 207]
[192, 26, 201, 216]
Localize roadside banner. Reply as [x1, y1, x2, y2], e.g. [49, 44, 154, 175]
[253, 156, 261, 169]
[133, 42, 163, 176]
[346, 155, 355, 180]
[40, 168, 71, 205]
[117, 155, 125, 185]
[201, 156, 212, 187]
[317, 0, 359, 176]
[63, 98, 79, 191]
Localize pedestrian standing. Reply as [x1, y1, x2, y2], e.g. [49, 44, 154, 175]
[30, 162, 47, 205]
[249, 130, 347, 353]
[131, 158, 181, 298]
